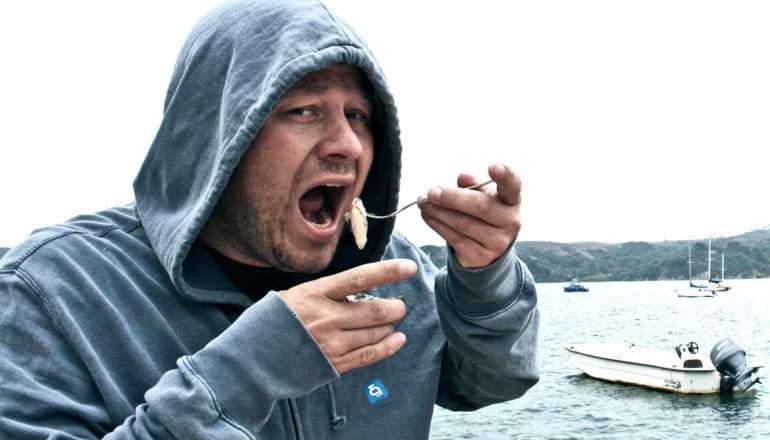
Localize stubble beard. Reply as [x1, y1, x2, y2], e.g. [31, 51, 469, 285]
[216, 185, 336, 273]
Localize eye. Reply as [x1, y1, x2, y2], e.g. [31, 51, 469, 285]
[288, 107, 315, 117]
[345, 110, 369, 122]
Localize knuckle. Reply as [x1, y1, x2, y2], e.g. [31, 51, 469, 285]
[359, 345, 377, 366]
[347, 267, 368, 291]
[368, 300, 389, 321]
[369, 325, 392, 344]
[453, 214, 473, 233]
[367, 327, 381, 344]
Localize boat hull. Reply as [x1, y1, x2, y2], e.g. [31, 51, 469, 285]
[566, 343, 745, 394]
[564, 279, 589, 292]
[708, 282, 731, 292]
[677, 290, 715, 298]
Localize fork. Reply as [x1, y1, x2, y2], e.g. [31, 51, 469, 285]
[365, 179, 494, 219]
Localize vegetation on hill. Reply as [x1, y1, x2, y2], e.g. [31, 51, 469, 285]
[3, 228, 769, 282]
[421, 228, 770, 282]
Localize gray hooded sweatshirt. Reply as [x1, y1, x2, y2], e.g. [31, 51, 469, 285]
[0, 1, 539, 438]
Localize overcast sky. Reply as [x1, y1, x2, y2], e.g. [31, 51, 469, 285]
[1, 1, 769, 247]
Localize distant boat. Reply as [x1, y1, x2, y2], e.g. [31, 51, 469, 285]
[677, 285, 715, 298]
[565, 338, 761, 394]
[564, 278, 589, 292]
[680, 240, 730, 297]
[707, 248, 732, 292]
[679, 241, 712, 297]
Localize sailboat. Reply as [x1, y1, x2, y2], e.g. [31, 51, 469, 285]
[707, 247, 732, 292]
[679, 240, 732, 297]
[699, 240, 732, 292]
[678, 241, 714, 297]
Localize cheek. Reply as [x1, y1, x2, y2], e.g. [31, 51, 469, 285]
[243, 132, 296, 181]
[359, 138, 375, 175]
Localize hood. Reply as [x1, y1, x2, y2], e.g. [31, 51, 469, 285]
[133, 0, 401, 298]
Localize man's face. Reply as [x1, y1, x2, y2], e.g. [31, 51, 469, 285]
[203, 63, 375, 272]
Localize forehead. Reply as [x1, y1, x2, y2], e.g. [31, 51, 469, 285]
[285, 64, 372, 99]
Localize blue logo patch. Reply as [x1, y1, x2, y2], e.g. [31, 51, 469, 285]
[364, 379, 388, 404]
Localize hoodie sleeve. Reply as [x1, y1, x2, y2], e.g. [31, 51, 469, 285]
[0, 270, 337, 439]
[144, 293, 339, 438]
[434, 242, 541, 410]
[0, 273, 118, 439]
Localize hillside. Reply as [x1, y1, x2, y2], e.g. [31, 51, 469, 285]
[421, 228, 770, 283]
[3, 228, 769, 282]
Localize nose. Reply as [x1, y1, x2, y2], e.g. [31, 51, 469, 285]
[317, 114, 368, 162]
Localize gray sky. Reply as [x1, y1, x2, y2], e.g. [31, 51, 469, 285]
[1, 1, 769, 247]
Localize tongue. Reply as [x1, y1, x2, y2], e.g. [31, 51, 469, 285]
[299, 187, 326, 222]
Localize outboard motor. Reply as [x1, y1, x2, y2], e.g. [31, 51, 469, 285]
[710, 338, 761, 392]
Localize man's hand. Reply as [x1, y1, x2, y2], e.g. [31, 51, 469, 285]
[418, 163, 522, 268]
[278, 259, 416, 373]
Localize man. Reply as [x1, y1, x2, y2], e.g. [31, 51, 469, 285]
[0, 1, 539, 438]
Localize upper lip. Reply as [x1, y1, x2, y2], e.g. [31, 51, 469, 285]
[300, 175, 356, 193]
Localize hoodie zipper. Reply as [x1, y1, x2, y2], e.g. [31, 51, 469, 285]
[287, 398, 302, 439]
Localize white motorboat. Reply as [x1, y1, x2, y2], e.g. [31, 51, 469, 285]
[565, 338, 761, 394]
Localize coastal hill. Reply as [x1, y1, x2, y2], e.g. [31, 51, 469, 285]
[421, 227, 770, 283]
[2, 228, 768, 282]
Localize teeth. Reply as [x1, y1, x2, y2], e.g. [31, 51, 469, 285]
[324, 183, 344, 188]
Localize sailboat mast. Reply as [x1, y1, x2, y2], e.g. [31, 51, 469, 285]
[688, 241, 693, 280]
[721, 253, 725, 280]
[707, 240, 713, 281]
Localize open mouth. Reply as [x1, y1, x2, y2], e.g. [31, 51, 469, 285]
[299, 184, 346, 228]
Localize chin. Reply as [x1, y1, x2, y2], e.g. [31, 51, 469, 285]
[286, 255, 333, 273]
[277, 244, 337, 273]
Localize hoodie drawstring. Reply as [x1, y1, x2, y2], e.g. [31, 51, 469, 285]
[326, 382, 347, 431]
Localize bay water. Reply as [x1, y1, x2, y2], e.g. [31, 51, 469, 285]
[429, 278, 770, 439]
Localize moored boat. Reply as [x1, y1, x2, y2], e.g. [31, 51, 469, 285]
[677, 282, 715, 298]
[706, 242, 732, 292]
[682, 240, 731, 296]
[565, 338, 761, 394]
[564, 278, 589, 292]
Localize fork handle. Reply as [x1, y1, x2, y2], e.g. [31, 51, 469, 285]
[365, 179, 493, 219]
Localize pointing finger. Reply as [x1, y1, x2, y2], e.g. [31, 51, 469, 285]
[291, 259, 417, 302]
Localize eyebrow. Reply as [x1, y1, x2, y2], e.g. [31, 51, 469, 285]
[288, 67, 374, 103]
[292, 76, 330, 95]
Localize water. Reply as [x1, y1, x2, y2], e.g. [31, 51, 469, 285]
[429, 278, 770, 439]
